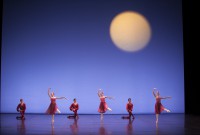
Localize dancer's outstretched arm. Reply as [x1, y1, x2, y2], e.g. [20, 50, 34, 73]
[97, 90, 103, 97]
[57, 96, 67, 100]
[105, 96, 114, 100]
[160, 96, 171, 99]
[48, 88, 51, 98]
[152, 90, 156, 98]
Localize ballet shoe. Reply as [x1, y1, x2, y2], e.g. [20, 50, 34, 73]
[16, 116, 25, 120]
[107, 108, 112, 111]
[68, 116, 74, 119]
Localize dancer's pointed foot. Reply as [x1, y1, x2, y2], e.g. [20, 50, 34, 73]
[108, 108, 112, 111]
[167, 109, 170, 112]
[57, 109, 61, 114]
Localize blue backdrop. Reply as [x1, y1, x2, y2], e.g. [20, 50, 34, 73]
[1, 0, 184, 114]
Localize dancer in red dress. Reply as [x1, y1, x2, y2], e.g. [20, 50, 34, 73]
[16, 99, 26, 120]
[153, 88, 171, 124]
[98, 89, 114, 120]
[122, 98, 135, 119]
[46, 88, 67, 122]
[68, 98, 79, 119]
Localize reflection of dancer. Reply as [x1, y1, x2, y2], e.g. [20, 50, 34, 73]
[70, 119, 79, 135]
[97, 89, 114, 120]
[99, 120, 107, 135]
[156, 124, 160, 134]
[16, 99, 26, 120]
[122, 98, 135, 119]
[153, 88, 171, 124]
[17, 118, 26, 135]
[51, 122, 54, 135]
[46, 88, 67, 122]
[68, 98, 79, 119]
[126, 119, 134, 135]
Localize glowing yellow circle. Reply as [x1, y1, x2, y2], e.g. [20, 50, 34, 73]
[110, 11, 151, 52]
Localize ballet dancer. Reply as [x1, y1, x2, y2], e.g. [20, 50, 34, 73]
[46, 88, 67, 122]
[153, 88, 171, 124]
[16, 99, 26, 120]
[122, 98, 135, 119]
[97, 89, 114, 120]
[67, 98, 79, 119]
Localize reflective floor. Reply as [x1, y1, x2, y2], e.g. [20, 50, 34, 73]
[1, 113, 200, 135]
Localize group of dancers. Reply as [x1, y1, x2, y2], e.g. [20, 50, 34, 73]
[16, 88, 171, 124]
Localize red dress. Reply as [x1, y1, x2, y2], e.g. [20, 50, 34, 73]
[98, 97, 108, 113]
[155, 97, 164, 114]
[46, 98, 58, 115]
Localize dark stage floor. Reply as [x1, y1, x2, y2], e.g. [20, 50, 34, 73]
[1, 113, 200, 135]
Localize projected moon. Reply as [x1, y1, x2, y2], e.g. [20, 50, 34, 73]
[110, 11, 151, 52]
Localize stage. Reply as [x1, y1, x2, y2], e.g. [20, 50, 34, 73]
[1, 113, 200, 135]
